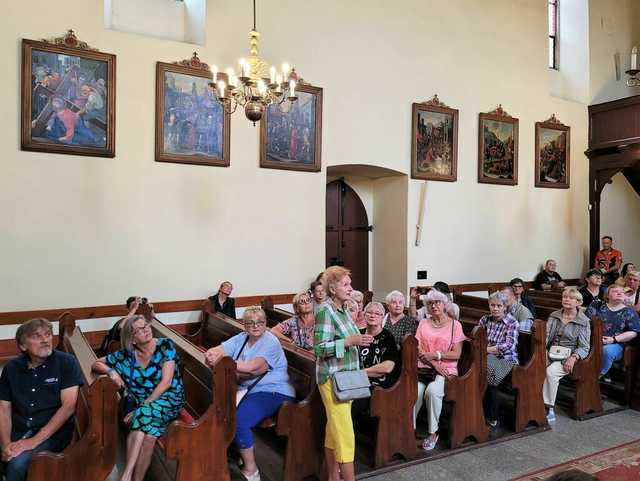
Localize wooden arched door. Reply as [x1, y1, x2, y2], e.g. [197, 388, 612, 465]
[326, 179, 370, 291]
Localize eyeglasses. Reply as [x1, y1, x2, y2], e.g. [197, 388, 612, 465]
[365, 311, 384, 316]
[132, 322, 152, 335]
[244, 321, 266, 328]
[295, 297, 312, 305]
[427, 300, 443, 306]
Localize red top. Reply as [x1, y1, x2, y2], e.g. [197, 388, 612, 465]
[595, 248, 622, 270]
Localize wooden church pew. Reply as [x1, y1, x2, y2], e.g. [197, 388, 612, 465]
[455, 296, 547, 432]
[444, 325, 490, 448]
[201, 310, 324, 481]
[146, 318, 236, 481]
[568, 316, 603, 419]
[261, 296, 292, 325]
[27, 313, 118, 481]
[130, 303, 237, 481]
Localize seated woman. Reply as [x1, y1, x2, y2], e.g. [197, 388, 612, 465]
[208, 281, 236, 318]
[350, 290, 366, 328]
[204, 306, 295, 481]
[351, 302, 400, 418]
[621, 263, 637, 279]
[310, 280, 327, 315]
[579, 269, 605, 309]
[412, 290, 465, 450]
[617, 271, 640, 312]
[92, 315, 185, 481]
[271, 292, 315, 350]
[479, 291, 519, 427]
[543, 288, 590, 423]
[344, 298, 366, 329]
[532, 259, 566, 291]
[586, 285, 640, 379]
[384, 290, 418, 349]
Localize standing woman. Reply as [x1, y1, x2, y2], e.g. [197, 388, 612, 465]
[479, 291, 519, 427]
[315, 266, 373, 481]
[92, 315, 185, 481]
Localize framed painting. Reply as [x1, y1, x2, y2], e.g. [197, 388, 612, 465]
[21, 30, 116, 157]
[411, 95, 458, 181]
[155, 54, 230, 167]
[260, 83, 322, 172]
[535, 114, 570, 188]
[478, 105, 519, 186]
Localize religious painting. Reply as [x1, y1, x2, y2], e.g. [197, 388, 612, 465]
[155, 54, 230, 167]
[411, 95, 458, 181]
[535, 115, 570, 189]
[21, 31, 116, 157]
[478, 105, 519, 186]
[260, 83, 322, 172]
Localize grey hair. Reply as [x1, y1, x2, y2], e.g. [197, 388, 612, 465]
[363, 301, 385, 315]
[425, 289, 449, 305]
[120, 315, 147, 352]
[385, 290, 406, 305]
[351, 290, 364, 302]
[445, 302, 460, 320]
[488, 291, 508, 306]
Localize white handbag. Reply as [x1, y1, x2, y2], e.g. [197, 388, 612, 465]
[548, 345, 572, 362]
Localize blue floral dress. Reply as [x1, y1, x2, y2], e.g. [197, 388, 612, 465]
[106, 337, 185, 437]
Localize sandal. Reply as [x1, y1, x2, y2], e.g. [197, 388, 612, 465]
[421, 434, 439, 451]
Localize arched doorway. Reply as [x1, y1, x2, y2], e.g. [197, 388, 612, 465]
[326, 179, 370, 291]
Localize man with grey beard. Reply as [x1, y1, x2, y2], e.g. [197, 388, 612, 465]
[0, 318, 82, 481]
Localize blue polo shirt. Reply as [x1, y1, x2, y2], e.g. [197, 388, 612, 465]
[0, 350, 83, 442]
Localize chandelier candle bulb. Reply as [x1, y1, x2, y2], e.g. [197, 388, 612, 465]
[282, 63, 291, 79]
[210, 65, 218, 83]
[632, 46, 638, 70]
[269, 66, 276, 84]
[217, 80, 226, 98]
[289, 80, 296, 97]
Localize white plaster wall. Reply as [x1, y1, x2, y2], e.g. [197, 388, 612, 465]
[0, 0, 612, 313]
[373, 175, 408, 301]
[105, 0, 186, 43]
[600, 174, 640, 266]
[589, 0, 639, 103]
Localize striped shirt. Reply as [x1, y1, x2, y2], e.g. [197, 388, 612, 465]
[314, 303, 361, 385]
[479, 313, 519, 364]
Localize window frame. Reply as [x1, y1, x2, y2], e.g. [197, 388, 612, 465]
[548, 0, 559, 70]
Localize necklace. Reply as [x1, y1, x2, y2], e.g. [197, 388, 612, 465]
[430, 317, 446, 329]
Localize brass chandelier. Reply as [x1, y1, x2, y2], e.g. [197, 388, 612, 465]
[208, 0, 299, 125]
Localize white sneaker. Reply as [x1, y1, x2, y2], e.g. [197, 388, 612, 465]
[242, 470, 260, 481]
[546, 408, 556, 423]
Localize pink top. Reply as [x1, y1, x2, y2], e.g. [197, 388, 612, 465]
[415, 318, 466, 375]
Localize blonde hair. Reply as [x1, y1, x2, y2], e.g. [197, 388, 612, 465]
[321, 266, 351, 299]
[242, 306, 266, 323]
[562, 287, 583, 305]
[364, 301, 385, 316]
[120, 315, 147, 352]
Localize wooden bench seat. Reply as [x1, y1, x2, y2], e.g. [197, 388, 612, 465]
[27, 313, 118, 481]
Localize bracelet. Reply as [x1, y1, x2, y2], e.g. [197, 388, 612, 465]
[436, 351, 442, 361]
[613, 335, 617, 344]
